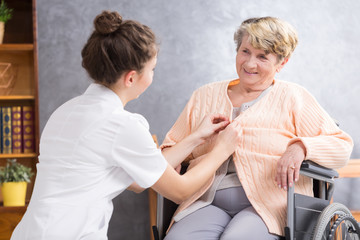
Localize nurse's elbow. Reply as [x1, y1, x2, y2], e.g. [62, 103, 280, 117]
[132, 188, 145, 194]
[127, 182, 145, 193]
[172, 187, 191, 204]
[171, 194, 186, 205]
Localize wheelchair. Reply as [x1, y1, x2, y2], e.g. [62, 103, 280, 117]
[151, 161, 360, 240]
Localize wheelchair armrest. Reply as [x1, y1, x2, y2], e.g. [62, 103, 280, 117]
[300, 160, 339, 179]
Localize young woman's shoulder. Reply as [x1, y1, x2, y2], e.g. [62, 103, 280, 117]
[111, 109, 150, 130]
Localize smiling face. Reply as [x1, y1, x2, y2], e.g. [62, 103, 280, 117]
[236, 35, 287, 90]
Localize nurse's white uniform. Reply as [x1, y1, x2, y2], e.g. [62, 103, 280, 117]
[11, 84, 167, 240]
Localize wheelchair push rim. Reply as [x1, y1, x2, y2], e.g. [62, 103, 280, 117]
[311, 202, 360, 240]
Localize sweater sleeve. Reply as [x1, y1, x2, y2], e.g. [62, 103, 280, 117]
[288, 86, 353, 169]
[160, 91, 197, 156]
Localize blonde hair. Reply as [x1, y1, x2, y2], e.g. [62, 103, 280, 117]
[234, 17, 298, 60]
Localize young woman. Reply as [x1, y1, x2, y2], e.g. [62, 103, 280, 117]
[10, 11, 242, 240]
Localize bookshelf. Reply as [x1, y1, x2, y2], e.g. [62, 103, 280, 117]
[0, 0, 39, 239]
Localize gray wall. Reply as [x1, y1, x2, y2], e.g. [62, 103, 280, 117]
[37, 0, 360, 239]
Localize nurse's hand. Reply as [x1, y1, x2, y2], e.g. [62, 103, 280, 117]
[193, 113, 230, 144]
[154, 121, 242, 204]
[212, 120, 242, 157]
[275, 141, 306, 191]
[162, 114, 230, 169]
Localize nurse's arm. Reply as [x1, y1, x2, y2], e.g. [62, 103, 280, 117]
[151, 121, 241, 204]
[161, 133, 202, 169]
[127, 182, 145, 193]
[152, 147, 230, 204]
[162, 113, 230, 168]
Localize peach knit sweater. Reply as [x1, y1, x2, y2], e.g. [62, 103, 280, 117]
[161, 79, 353, 236]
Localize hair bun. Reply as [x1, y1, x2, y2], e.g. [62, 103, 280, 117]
[94, 11, 123, 35]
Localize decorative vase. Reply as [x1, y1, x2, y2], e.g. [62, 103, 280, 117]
[1, 182, 27, 206]
[0, 21, 4, 44]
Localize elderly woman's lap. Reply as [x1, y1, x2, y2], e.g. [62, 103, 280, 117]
[164, 205, 280, 240]
[164, 205, 230, 240]
[221, 206, 280, 240]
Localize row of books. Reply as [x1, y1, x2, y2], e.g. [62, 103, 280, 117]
[0, 106, 35, 154]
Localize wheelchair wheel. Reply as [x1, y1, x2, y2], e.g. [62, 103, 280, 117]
[311, 202, 360, 240]
[328, 214, 360, 240]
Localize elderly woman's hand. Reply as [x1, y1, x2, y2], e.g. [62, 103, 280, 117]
[275, 142, 306, 191]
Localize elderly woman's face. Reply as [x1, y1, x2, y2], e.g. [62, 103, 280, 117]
[236, 35, 286, 88]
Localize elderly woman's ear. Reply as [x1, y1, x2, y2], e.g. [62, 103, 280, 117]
[276, 58, 289, 73]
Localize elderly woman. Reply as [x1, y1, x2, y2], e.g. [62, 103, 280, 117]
[161, 17, 353, 240]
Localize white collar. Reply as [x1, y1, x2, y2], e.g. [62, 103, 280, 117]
[83, 83, 124, 108]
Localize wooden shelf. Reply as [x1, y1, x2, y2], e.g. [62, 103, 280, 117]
[0, 153, 37, 159]
[337, 159, 360, 178]
[337, 159, 360, 223]
[0, 1, 39, 239]
[0, 95, 35, 101]
[0, 44, 34, 51]
[0, 204, 28, 213]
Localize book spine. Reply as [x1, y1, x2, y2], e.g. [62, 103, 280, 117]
[12, 106, 22, 154]
[2, 106, 12, 154]
[22, 106, 34, 153]
[0, 107, 2, 153]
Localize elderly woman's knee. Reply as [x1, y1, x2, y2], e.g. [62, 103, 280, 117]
[221, 229, 280, 240]
[163, 232, 182, 240]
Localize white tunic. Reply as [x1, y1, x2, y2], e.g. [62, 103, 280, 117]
[11, 83, 167, 240]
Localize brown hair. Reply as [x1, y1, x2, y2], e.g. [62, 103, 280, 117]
[234, 17, 298, 61]
[81, 11, 158, 86]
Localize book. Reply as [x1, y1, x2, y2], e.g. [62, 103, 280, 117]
[2, 106, 12, 153]
[12, 106, 22, 153]
[0, 107, 2, 153]
[22, 106, 34, 153]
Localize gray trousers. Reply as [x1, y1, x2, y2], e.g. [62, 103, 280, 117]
[164, 187, 281, 240]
